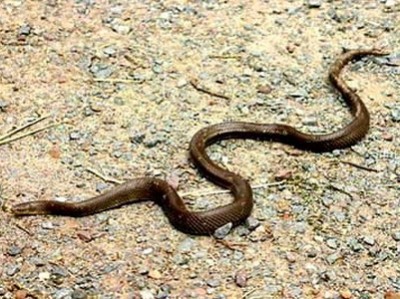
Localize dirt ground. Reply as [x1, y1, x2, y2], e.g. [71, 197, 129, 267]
[0, 0, 399, 298]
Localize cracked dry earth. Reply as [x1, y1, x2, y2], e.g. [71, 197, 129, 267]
[0, 1, 399, 299]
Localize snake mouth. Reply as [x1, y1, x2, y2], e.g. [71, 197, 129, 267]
[11, 202, 45, 216]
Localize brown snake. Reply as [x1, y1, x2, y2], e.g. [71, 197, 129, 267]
[11, 49, 388, 235]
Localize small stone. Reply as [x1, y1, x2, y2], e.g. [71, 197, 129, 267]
[307, 0, 322, 8]
[236, 226, 251, 236]
[7, 245, 22, 256]
[31, 257, 46, 266]
[348, 238, 363, 252]
[256, 84, 272, 94]
[89, 63, 113, 79]
[340, 289, 352, 299]
[321, 270, 336, 281]
[69, 131, 81, 140]
[176, 78, 188, 88]
[245, 217, 260, 230]
[392, 232, 400, 241]
[15, 290, 28, 299]
[54, 288, 72, 299]
[148, 270, 162, 279]
[103, 46, 117, 56]
[95, 182, 109, 193]
[274, 169, 292, 181]
[302, 117, 318, 126]
[206, 279, 220, 287]
[138, 266, 149, 275]
[385, 0, 396, 8]
[391, 107, 400, 122]
[111, 24, 131, 35]
[6, 264, 19, 276]
[178, 238, 196, 253]
[386, 291, 400, 299]
[235, 271, 247, 287]
[0, 100, 8, 111]
[71, 290, 86, 299]
[39, 272, 50, 280]
[382, 132, 393, 141]
[130, 131, 146, 144]
[326, 238, 338, 249]
[326, 252, 341, 264]
[286, 252, 297, 263]
[172, 254, 188, 265]
[41, 221, 54, 229]
[306, 247, 318, 258]
[142, 247, 154, 255]
[140, 289, 154, 299]
[363, 236, 375, 246]
[19, 24, 32, 36]
[213, 222, 233, 239]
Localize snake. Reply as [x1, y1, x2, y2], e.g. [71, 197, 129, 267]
[11, 49, 388, 235]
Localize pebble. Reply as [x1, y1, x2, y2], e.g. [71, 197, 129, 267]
[6, 264, 20, 276]
[235, 271, 247, 287]
[130, 131, 146, 144]
[302, 116, 318, 126]
[54, 288, 72, 299]
[95, 182, 109, 193]
[71, 290, 86, 299]
[348, 238, 364, 252]
[89, 63, 113, 79]
[245, 216, 260, 230]
[19, 24, 32, 36]
[41, 221, 55, 230]
[206, 278, 221, 288]
[0, 285, 5, 296]
[385, 0, 397, 8]
[178, 238, 196, 253]
[103, 46, 117, 57]
[111, 23, 131, 34]
[142, 247, 154, 255]
[0, 100, 8, 111]
[363, 236, 375, 246]
[392, 232, 400, 241]
[39, 272, 50, 280]
[307, 0, 322, 8]
[391, 107, 400, 122]
[140, 289, 154, 299]
[213, 222, 233, 239]
[176, 78, 188, 88]
[326, 252, 342, 264]
[15, 290, 28, 299]
[148, 270, 162, 279]
[340, 289, 352, 299]
[326, 238, 338, 249]
[69, 131, 81, 140]
[7, 245, 22, 256]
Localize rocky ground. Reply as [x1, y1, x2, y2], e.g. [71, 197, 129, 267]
[0, 0, 399, 298]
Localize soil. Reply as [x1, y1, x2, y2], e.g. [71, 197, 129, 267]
[0, 1, 399, 298]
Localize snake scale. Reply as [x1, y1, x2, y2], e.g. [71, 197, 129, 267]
[11, 49, 388, 235]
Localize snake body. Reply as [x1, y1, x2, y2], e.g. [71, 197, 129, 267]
[12, 49, 387, 235]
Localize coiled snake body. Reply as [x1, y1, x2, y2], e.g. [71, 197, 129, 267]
[12, 49, 387, 235]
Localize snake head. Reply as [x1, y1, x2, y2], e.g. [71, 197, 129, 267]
[11, 202, 47, 216]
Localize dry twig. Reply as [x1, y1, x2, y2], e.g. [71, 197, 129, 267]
[190, 78, 230, 100]
[339, 160, 378, 173]
[86, 168, 124, 184]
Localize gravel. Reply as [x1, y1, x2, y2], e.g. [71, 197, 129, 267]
[0, 0, 398, 298]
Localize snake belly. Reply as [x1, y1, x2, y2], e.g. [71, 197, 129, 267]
[11, 49, 388, 235]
